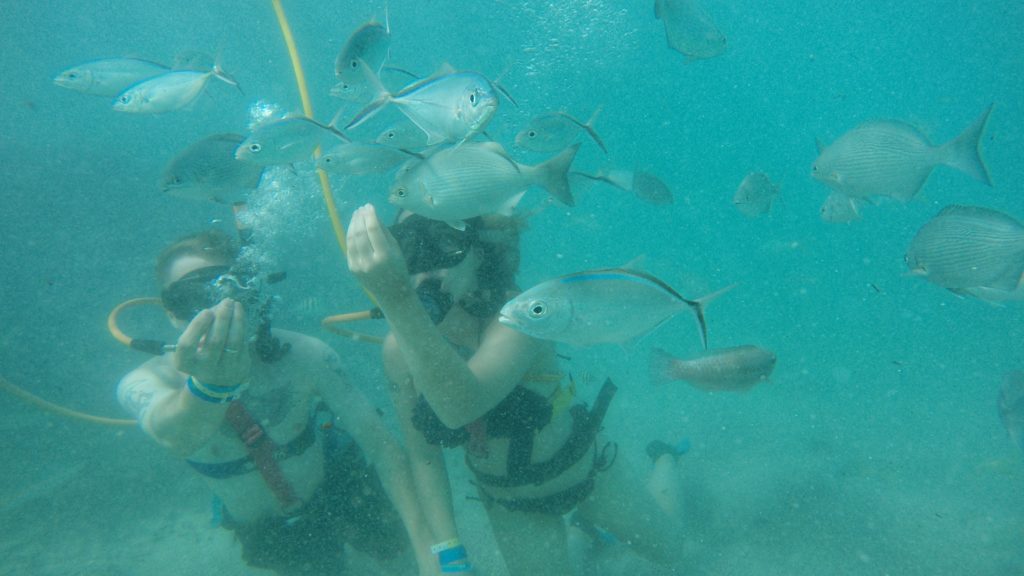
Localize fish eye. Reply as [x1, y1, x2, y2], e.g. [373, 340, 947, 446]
[118, 95, 130, 104]
[67, 72, 78, 79]
[811, 165, 817, 172]
[395, 187, 407, 198]
[349, 59, 359, 69]
[528, 130, 537, 138]
[528, 300, 546, 318]
[248, 143, 262, 153]
[469, 92, 477, 106]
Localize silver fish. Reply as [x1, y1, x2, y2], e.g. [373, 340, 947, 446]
[905, 205, 1024, 294]
[332, 15, 391, 102]
[649, 346, 776, 391]
[112, 65, 239, 114]
[161, 133, 264, 203]
[515, 107, 607, 153]
[236, 116, 349, 166]
[654, 0, 727, 62]
[812, 106, 993, 202]
[819, 191, 862, 223]
[733, 172, 779, 217]
[54, 57, 169, 97]
[375, 122, 430, 149]
[499, 268, 730, 349]
[390, 141, 578, 229]
[316, 142, 417, 175]
[999, 371, 1024, 457]
[570, 169, 673, 205]
[347, 63, 499, 145]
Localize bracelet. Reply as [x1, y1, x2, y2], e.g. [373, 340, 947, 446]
[432, 539, 472, 573]
[186, 376, 241, 404]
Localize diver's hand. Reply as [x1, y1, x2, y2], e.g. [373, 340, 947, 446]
[174, 299, 251, 388]
[347, 203, 413, 303]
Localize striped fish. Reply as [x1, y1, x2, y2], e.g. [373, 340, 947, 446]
[812, 105, 993, 201]
[905, 205, 1024, 293]
[499, 268, 731, 349]
[649, 346, 776, 391]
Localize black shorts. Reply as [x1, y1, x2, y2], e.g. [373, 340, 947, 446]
[224, 435, 406, 575]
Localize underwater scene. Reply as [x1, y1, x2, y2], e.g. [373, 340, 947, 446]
[1, 1, 1022, 574]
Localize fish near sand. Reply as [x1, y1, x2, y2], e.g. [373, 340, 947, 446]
[347, 62, 499, 146]
[112, 64, 239, 114]
[515, 107, 607, 153]
[54, 57, 169, 97]
[998, 371, 1024, 457]
[905, 205, 1024, 297]
[390, 141, 578, 229]
[332, 14, 391, 102]
[812, 105, 994, 202]
[733, 172, 779, 217]
[654, 0, 727, 62]
[499, 268, 732, 349]
[649, 346, 776, 391]
[161, 133, 264, 203]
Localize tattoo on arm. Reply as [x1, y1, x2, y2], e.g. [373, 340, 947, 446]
[121, 380, 155, 420]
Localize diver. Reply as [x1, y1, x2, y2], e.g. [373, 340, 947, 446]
[116, 229, 438, 576]
[346, 204, 688, 575]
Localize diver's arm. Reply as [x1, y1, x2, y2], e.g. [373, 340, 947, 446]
[316, 346, 439, 575]
[119, 300, 250, 457]
[382, 335, 462, 546]
[347, 204, 544, 428]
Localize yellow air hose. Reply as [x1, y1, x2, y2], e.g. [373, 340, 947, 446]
[0, 374, 136, 427]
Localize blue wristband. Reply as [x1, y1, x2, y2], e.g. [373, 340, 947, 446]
[186, 376, 239, 404]
[437, 543, 472, 573]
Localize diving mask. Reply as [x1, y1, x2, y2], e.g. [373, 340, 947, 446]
[161, 265, 262, 321]
[389, 216, 477, 275]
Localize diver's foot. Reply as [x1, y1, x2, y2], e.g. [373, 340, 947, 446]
[646, 438, 691, 464]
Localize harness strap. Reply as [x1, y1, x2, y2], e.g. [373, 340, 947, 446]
[225, 402, 302, 512]
[470, 378, 618, 488]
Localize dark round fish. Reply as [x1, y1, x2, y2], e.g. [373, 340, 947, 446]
[161, 133, 264, 204]
[905, 205, 1024, 292]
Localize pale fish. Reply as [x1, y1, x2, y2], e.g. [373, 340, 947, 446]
[347, 62, 499, 145]
[332, 13, 390, 102]
[905, 205, 1024, 295]
[316, 142, 418, 175]
[812, 105, 994, 201]
[54, 57, 169, 97]
[819, 191, 863, 223]
[375, 122, 431, 149]
[499, 268, 732, 349]
[649, 346, 776, 391]
[999, 371, 1024, 457]
[390, 141, 578, 229]
[570, 169, 674, 205]
[733, 172, 779, 217]
[515, 107, 607, 153]
[654, 0, 727, 62]
[235, 116, 349, 166]
[112, 64, 239, 114]
[161, 133, 264, 203]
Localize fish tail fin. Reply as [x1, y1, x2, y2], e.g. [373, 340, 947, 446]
[210, 51, 242, 93]
[536, 143, 581, 206]
[648, 347, 679, 385]
[345, 58, 392, 131]
[941, 103, 994, 187]
[684, 284, 736, 350]
[583, 105, 608, 153]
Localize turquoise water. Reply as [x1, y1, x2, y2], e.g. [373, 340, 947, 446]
[1, 1, 1022, 574]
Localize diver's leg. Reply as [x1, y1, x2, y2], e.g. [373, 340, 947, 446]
[577, 447, 685, 566]
[484, 501, 572, 576]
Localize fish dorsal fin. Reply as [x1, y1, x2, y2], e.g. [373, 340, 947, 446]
[480, 141, 522, 172]
[619, 255, 648, 273]
[396, 62, 458, 97]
